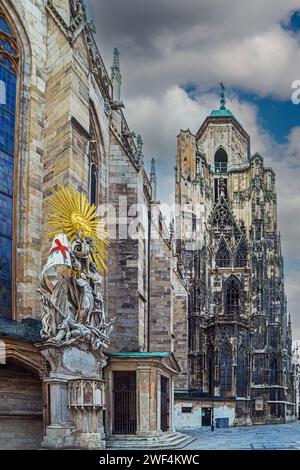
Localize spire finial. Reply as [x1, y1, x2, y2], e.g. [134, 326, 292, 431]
[135, 134, 144, 166]
[150, 158, 157, 201]
[113, 47, 120, 69]
[150, 158, 156, 179]
[220, 82, 226, 110]
[111, 48, 122, 101]
[111, 47, 121, 81]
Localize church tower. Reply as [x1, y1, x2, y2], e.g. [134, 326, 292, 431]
[175, 85, 295, 426]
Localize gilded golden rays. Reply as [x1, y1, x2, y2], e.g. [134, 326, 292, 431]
[48, 185, 109, 272]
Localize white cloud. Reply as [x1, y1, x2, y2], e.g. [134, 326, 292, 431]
[91, 0, 300, 100]
[125, 85, 300, 337]
[89, 0, 300, 337]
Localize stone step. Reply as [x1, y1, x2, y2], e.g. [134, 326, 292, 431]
[107, 432, 195, 449]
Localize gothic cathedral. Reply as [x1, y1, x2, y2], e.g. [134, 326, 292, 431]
[175, 88, 295, 425]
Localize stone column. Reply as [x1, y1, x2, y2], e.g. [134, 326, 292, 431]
[136, 365, 160, 436]
[136, 366, 151, 435]
[106, 369, 113, 435]
[156, 372, 161, 432]
[169, 377, 175, 432]
[149, 367, 157, 432]
[42, 376, 75, 449]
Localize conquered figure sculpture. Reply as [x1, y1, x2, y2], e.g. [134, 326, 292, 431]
[39, 185, 113, 351]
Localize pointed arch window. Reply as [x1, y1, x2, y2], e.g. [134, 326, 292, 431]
[0, 12, 19, 318]
[214, 148, 228, 174]
[89, 114, 99, 207]
[235, 239, 247, 267]
[225, 276, 240, 314]
[89, 104, 106, 207]
[89, 162, 97, 207]
[220, 343, 232, 395]
[216, 238, 231, 267]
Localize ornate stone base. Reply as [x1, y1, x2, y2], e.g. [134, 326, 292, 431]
[36, 342, 107, 449]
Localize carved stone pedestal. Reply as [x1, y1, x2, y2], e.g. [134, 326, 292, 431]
[37, 342, 107, 449]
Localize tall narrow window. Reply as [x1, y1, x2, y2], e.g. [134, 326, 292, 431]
[225, 276, 240, 314]
[220, 343, 232, 396]
[235, 239, 247, 267]
[270, 356, 277, 386]
[89, 162, 97, 207]
[215, 238, 231, 267]
[0, 13, 18, 318]
[192, 213, 196, 232]
[214, 148, 228, 173]
[236, 345, 248, 397]
[89, 118, 98, 207]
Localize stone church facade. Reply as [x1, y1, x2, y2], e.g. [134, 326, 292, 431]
[0, 0, 189, 449]
[0, 0, 296, 450]
[173, 89, 296, 428]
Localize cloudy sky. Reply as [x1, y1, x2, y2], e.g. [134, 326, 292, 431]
[87, 0, 300, 339]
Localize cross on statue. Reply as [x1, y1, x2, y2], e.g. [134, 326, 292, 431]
[51, 238, 69, 259]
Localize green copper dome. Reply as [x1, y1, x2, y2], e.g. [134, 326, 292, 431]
[210, 108, 235, 117]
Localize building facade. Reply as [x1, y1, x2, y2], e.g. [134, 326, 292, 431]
[292, 341, 300, 420]
[0, 0, 189, 449]
[0, 0, 296, 450]
[174, 89, 296, 428]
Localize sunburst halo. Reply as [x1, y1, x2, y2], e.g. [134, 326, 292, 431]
[47, 185, 109, 272]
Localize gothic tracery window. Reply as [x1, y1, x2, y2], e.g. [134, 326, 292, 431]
[220, 343, 232, 395]
[225, 276, 240, 314]
[235, 239, 247, 267]
[215, 238, 231, 267]
[210, 197, 236, 235]
[0, 12, 18, 318]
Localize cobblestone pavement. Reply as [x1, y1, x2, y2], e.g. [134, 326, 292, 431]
[179, 421, 300, 450]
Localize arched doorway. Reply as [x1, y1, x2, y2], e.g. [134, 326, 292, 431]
[0, 359, 43, 449]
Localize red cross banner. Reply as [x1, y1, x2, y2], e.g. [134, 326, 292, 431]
[40, 233, 72, 291]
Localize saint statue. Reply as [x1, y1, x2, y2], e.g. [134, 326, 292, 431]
[39, 185, 113, 351]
